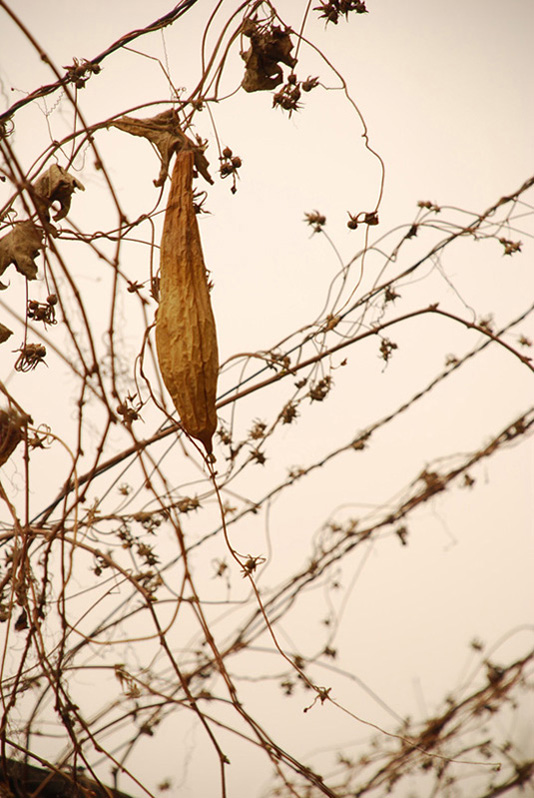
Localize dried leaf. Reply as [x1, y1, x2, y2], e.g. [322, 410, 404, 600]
[242, 49, 284, 92]
[0, 221, 43, 285]
[33, 164, 85, 221]
[14, 609, 28, 631]
[108, 110, 213, 187]
[156, 150, 219, 455]
[0, 407, 27, 467]
[241, 23, 297, 93]
[0, 323, 12, 343]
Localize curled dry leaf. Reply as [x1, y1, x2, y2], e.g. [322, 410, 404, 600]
[241, 21, 297, 92]
[0, 220, 43, 286]
[33, 164, 85, 221]
[156, 150, 219, 455]
[108, 110, 213, 187]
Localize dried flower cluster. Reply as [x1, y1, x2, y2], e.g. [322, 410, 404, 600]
[315, 0, 368, 25]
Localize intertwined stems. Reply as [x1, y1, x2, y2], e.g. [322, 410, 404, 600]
[0, 2, 533, 798]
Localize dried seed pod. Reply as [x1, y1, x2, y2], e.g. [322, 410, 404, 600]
[156, 150, 219, 455]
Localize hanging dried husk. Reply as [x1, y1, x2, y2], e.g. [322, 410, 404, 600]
[155, 150, 219, 455]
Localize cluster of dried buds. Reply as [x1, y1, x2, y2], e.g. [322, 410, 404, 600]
[116, 394, 142, 426]
[315, 0, 368, 25]
[379, 337, 398, 363]
[273, 73, 319, 115]
[304, 210, 326, 233]
[63, 57, 101, 89]
[308, 376, 332, 402]
[280, 401, 298, 424]
[219, 147, 242, 194]
[14, 343, 47, 372]
[27, 294, 57, 325]
[417, 200, 441, 213]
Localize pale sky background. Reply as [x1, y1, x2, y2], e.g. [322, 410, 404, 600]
[1, 1, 533, 797]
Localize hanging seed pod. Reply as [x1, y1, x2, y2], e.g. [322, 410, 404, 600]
[156, 150, 219, 455]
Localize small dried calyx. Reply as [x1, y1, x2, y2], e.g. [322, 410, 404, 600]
[241, 19, 297, 92]
[304, 210, 326, 232]
[346, 210, 379, 230]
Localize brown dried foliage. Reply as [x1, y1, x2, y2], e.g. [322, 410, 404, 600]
[0, 221, 43, 285]
[0, 407, 27, 466]
[108, 110, 213, 186]
[33, 164, 85, 221]
[241, 19, 297, 92]
[0, 4, 532, 798]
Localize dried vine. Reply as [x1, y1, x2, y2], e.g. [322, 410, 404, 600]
[0, 2, 532, 798]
